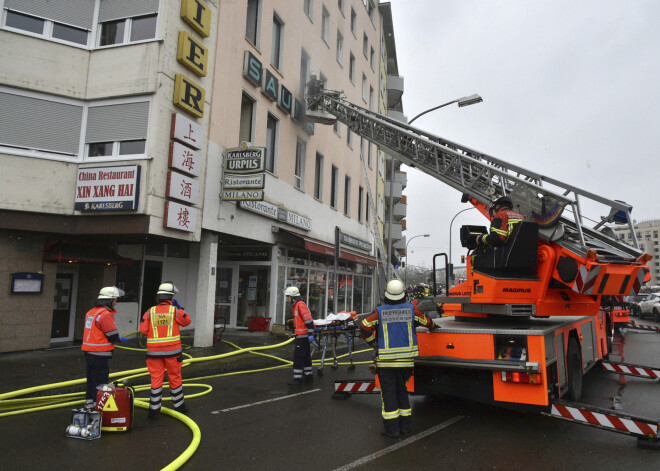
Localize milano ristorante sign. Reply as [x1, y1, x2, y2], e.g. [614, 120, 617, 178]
[221, 144, 266, 201]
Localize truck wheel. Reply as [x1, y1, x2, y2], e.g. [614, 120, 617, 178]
[567, 337, 583, 402]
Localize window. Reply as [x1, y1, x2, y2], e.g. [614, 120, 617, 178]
[363, 33, 368, 57]
[370, 46, 375, 69]
[366, 193, 370, 223]
[336, 30, 344, 65]
[0, 91, 83, 157]
[358, 186, 364, 222]
[330, 165, 338, 208]
[304, 0, 313, 20]
[314, 153, 324, 199]
[239, 92, 255, 145]
[5, 9, 89, 46]
[300, 49, 310, 97]
[333, 120, 340, 135]
[367, 0, 376, 23]
[321, 6, 330, 44]
[367, 141, 373, 167]
[349, 52, 355, 83]
[346, 128, 353, 148]
[362, 74, 367, 101]
[369, 86, 374, 110]
[350, 8, 356, 35]
[246, 0, 260, 45]
[271, 13, 284, 69]
[360, 137, 366, 158]
[295, 139, 306, 190]
[338, 0, 345, 14]
[85, 101, 150, 158]
[344, 176, 351, 216]
[265, 113, 278, 173]
[99, 14, 157, 47]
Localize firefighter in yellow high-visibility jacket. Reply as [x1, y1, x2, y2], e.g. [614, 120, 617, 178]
[360, 279, 436, 438]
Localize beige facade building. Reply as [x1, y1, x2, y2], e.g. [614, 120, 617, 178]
[0, 0, 407, 353]
[611, 219, 660, 287]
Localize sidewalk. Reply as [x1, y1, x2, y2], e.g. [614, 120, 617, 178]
[0, 329, 297, 396]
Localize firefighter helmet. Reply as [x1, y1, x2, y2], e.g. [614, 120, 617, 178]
[284, 286, 300, 297]
[98, 286, 125, 299]
[489, 195, 513, 216]
[157, 282, 179, 295]
[384, 279, 406, 301]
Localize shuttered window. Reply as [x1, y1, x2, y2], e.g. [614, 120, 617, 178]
[98, 0, 160, 23]
[85, 102, 150, 143]
[0, 92, 82, 155]
[5, 0, 95, 30]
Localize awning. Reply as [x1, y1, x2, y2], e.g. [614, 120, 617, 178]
[279, 230, 379, 266]
[43, 239, 133, 266]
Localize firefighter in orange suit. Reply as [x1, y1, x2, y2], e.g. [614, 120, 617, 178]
[81, 286, 128, 410]
[360, 279, 436, 438]
[139, 282, 192, 419]
[284, 286, 315, 385]
[477, 196, 525, 247]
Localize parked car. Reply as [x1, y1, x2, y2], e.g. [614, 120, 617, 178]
[625, 294, 648, 317]
[638, 293, 660, 321]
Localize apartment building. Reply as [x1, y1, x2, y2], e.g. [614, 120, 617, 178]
[0, 0, 405, 352]
[611, 219, 660, 287]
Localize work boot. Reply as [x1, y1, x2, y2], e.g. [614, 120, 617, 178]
[174, 403, 189, 414]
[287, 378, 303, 386]
[303, 374, 314, 383]
[380, 429, 400, 438]
[148, 410, 160, 420]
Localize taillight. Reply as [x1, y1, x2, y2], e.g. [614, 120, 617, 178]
[501, 371, 542, 384]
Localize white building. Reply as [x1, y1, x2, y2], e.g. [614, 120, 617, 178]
[0, 0, 407, 352]
[611, 219, 660, 287]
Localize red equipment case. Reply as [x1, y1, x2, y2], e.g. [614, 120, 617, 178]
[95, 383, 134, 432]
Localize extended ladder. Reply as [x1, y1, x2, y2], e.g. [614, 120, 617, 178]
[307, 90, 642, 262]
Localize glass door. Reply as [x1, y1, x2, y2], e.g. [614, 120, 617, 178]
[51, 269, 78, 342]
[215, 266, 235, 327]
[237, 265, 270, 327]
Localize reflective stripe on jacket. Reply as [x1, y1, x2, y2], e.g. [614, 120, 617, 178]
[81, 306, 118, 356]
[482, 208, 525, 246]
[293, 300, 315, 337]
[140, 301, 191, 357]
[376, 303, 418, 361]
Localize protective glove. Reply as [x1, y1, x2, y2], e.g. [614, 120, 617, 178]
[308, 335, 315, 344]
[119, 336, 129, 343]
[172, 298, 184, 309]
[369, 363, 377, 374]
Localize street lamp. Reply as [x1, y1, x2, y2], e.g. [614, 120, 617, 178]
[449, 207, 476, 285]
[404, 233, 430, 286]
[408, 94, 483, 125]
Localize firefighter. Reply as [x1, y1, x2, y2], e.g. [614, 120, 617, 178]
[284, 286, 315, 385]
[139, 282, 192, 419]
[477, 195, 525, 247]
[360, 279, 436, 438]
[81, 286, 128, 410]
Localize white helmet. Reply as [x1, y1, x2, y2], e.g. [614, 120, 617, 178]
[98, 286, 125, 299]
[157, 282, 179, 295]
[284, 286, 300, 297]
[384, 279, 406, 301]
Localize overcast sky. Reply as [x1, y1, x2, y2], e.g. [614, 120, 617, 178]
[386, 0, 660, 268]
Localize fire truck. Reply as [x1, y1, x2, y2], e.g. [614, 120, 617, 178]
[306, 81, 658, 447]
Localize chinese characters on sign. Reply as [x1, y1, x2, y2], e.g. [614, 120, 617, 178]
[164, 201, 197, 233]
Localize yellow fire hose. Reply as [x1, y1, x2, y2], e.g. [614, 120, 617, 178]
[0, 334, 371, 470]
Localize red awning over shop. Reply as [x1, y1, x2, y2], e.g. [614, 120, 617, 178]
[280, 230, 379, 266]
[43, 239, 133, 266]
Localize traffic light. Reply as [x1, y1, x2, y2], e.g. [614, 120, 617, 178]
[461, 255, 465, 264]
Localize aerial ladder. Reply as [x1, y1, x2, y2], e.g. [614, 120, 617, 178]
[306, 83, 657, 448]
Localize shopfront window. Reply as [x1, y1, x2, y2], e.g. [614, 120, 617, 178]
[308, 270, 327, 319]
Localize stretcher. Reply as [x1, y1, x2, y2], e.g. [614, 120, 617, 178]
[311, 312, 359, 375]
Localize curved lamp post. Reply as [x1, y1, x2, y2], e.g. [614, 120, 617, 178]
[404, 233, 430, 286]
[408, 94, 483, 125]
[448, 207, 477, 285]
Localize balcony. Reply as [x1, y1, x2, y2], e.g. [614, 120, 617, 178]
[385, 181, 403, 200]
[386, 222, 403, 241]
[393, 237, 406, 251]
[386, 109, 407, 123]
[387, 74, 404, 104]
[392, 201, 407, 220]
[394, 170, 407, 189]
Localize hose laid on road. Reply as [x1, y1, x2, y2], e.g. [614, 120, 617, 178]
[0, 334, 371, 470]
